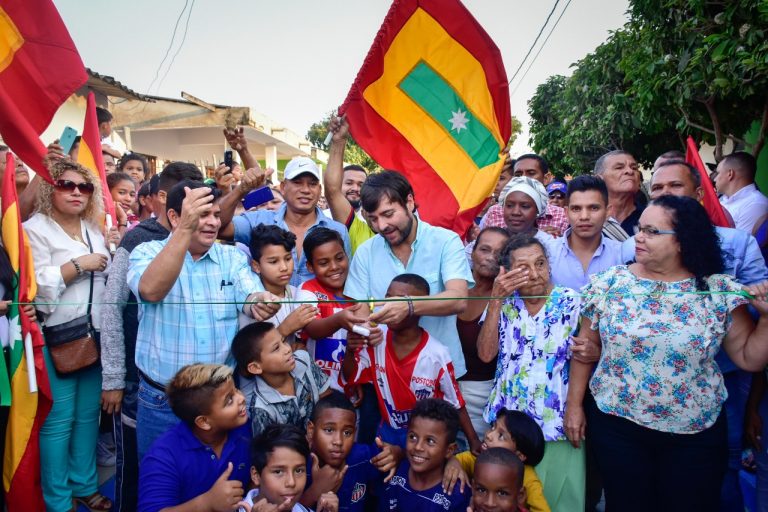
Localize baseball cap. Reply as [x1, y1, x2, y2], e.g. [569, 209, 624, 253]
[546, 181, 567, 195]
[284, 157, 321, 181]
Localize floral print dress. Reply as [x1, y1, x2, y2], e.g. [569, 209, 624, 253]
[581, 266, 748, 434]
[484, 286, 580, 441]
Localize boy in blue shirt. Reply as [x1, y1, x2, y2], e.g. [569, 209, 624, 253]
[381, 398, 471, 511]
[302, 391, 404, 510]
[139, 364, 251, 512]
[239, 424, 338, 512]
[470, 448, 526, 512]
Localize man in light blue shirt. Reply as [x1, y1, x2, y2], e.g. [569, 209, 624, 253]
[547, 176, 624, 290]
[219, 157, 351, 287]
[344, 171, 473, 378]
[128, 181, 259, 458]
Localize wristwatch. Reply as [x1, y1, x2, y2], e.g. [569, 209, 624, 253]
[71, 258, 84, 276]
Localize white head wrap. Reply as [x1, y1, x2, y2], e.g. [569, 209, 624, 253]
[499, 177, 549, 214]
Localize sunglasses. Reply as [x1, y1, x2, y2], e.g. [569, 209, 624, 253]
[54, 180, 95, 194]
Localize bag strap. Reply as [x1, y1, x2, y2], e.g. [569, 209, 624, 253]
[84, 227, 95, 321]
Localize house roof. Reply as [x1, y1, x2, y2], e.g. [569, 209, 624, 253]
[86, 68, 154, 102]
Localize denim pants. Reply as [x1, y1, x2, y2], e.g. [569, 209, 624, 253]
[40, 348, 101, 511]
[113, 380, 138, 512]
[136, 376, 180, 462]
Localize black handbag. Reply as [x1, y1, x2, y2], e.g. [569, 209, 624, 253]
[42, 229, 100, 375]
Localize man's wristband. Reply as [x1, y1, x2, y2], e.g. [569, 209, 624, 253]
[404, 295, 414, 317]
[71, 258, 83, 276]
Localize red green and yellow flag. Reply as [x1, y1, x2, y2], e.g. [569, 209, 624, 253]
[0, 0, 88, 183]
[340, 0, 511, 236]
[1, 152, 52, 511]
[78, 91, 117, 223]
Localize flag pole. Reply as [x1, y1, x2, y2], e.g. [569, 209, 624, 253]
[23, 334, 37, 394]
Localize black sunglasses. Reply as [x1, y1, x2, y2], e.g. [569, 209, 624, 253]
[54, 179, 95, 194]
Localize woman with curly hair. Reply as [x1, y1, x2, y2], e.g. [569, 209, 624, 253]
[118, 152, 150, 184]
[564, 195, 768, 511]
[24, 159, 118, 511]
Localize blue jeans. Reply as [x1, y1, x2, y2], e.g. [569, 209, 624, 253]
[136, 376, 180, 462]
[113, 380, 138, 512]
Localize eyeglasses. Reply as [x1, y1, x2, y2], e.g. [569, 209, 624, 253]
[637, 225, 675, 237]
[54, 179, 95, 195]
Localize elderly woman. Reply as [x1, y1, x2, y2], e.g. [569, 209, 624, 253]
[478, 235, 584, 512]
[24, 159, 118, 511]
[565, 195, 768, 511]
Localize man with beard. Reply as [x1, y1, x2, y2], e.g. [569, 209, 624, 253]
[344, 171, 473, 381]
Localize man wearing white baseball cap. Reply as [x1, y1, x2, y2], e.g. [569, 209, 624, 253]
[220, 156, 351, 286]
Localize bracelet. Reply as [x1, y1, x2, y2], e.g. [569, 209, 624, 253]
[404, 295, 414, 317]
[118, 223, 128, 228]
[71, 258, 83, 276]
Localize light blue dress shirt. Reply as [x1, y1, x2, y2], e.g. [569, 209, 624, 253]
[547, 230, 625, 291]
[128, 236, 255, 385]
[344, 219, 474, 377]
[232, 204, 351, 287]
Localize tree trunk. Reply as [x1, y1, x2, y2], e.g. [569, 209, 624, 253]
[703, 96, 724, 162]
[752, 96, 768, 159]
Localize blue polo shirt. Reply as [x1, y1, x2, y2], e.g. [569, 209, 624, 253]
[138, 422, 252, 512]
[232, 204, 352, 287]
[344, 218, 473, 377]
[546, 229, 624, 290]
[307, 443, 383, 511]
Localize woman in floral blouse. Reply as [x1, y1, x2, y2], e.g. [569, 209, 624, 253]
[478, 235, 584, 512]
[565, 195, 768, 511]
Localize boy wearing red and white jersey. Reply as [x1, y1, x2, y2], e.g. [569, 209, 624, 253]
[300, 228, 370, 391]
[342, 273, 481, 452]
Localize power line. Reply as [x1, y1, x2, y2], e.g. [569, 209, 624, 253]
[507, 0, 562, 85]
[156, 0, 196, 92]
[510, 0, 574, 96]
[146, 0, 190, 95]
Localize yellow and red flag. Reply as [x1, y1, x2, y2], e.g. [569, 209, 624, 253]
[0, 0, 87, 183]
[1, 152, 52, 512]
[340, 0, 511, 235]
[78, 91, 117, 222]
[685, 136, 732, 228]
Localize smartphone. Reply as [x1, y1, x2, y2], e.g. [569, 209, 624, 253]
[59, 126, 78, 154]
[224, 150, 234, 173]
[242, 186, 275, 210]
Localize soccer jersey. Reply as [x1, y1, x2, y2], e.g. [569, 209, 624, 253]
[307, 443, 383, 512]
[299, 278, 353, 391]
[381, 460, 470, 511]
[348, 326, 465, 430]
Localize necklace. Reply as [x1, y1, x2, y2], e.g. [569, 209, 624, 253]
[54, 216, 83, 243]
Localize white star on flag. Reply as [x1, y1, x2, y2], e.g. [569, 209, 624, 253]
[448, 109, 469, 133]
[9, 313, 21, 350]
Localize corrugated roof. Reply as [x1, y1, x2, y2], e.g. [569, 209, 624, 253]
[86, 68, 154, 102]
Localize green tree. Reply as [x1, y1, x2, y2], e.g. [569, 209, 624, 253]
[509, 115, 523, 146]
[306, 113, 381, 172]
[528, 0, 768, 169]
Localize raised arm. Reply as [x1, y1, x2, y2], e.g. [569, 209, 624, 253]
[324, 116, 354, 224]
[138, 187, 212, 302]
[217, 165, 271, 240]
[722, 281, 768, 372]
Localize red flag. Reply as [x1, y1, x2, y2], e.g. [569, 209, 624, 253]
[1, 153, 52, 511]
[340, 0, 510, 236]
[685, 136, 732, 228]
[78, 91, 116, 223]
[0, 0, 88, 183]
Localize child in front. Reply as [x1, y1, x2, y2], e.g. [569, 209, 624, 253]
[239, 423, 338, 512]
[471, 447, 526, 512]
[341, 273, 480, 450]
[138, 364, 251, 512]
[381, 398, 471, 511]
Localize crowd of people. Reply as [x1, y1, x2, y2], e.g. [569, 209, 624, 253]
[1, 109, 768, 512]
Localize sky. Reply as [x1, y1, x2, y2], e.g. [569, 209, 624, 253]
[53, 0, 630, 154]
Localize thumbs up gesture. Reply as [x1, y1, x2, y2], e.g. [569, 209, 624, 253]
[370, 436, 404, 482]
[204, 462, 244, 511]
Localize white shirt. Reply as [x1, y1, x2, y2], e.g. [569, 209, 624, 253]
[23, 214, 109, 329]
[720, 183, 768, 234]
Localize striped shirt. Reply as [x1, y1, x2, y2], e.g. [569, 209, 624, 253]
[128, 236, 256, 385]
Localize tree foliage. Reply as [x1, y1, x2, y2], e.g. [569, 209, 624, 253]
[528, 0, 768, 172]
